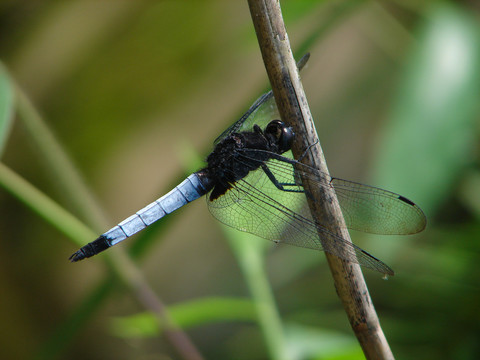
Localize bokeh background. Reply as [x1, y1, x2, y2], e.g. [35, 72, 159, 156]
[0, 1, 479, 359]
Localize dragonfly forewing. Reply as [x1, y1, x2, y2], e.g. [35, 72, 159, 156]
[262, 154, 427, 235]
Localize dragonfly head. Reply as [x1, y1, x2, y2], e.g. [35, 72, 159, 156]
[265, 120, 295, 153]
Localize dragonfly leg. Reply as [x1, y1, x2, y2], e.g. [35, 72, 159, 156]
[261, 164, 304, 193]
[297, 140, 319, 162]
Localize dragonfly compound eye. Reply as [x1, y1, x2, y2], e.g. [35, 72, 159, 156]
[279, 125, 295, 153]
[266, 120, 295, 153]
[265, 120, 295, 153]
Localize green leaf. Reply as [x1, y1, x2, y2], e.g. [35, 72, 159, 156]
[284, 324, 363, 360]
[373, 4, 480, 217]
[109, 297, 256, 338]
[0, 62, 14, 156]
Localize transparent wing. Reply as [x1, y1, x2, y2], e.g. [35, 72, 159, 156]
[207, 150, 426, 275]
[214, 91, 278, 145]
[214, 53, 310, 144]
[263, 155, 427, 235]
[332, 178, 426, 235]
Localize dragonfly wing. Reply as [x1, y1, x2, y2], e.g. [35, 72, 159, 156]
[331, 178, 427, 235]
[214, 53, 310, 144]
[263, 156, 427, 235]
[214, 91, 278, 145]
[207, 154, 394, 275]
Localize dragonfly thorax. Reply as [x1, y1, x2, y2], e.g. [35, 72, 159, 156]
[201, 120, 292, 201]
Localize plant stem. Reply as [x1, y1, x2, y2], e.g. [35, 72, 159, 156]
[227, 229, 288, 360]
[247, 1, 394, 359]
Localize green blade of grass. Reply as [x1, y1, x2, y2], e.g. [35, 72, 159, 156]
[0, 162, 96, 245]
[14, 85, 108, 232]
[110, 297, 256, 338]
[0, 62, 14, 156]
[225, 227, 288, 360]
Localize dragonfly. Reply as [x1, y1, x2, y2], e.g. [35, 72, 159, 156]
[69, 60, 426, 276]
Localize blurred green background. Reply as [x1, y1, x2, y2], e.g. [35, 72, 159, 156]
[0, 1, 479, 359]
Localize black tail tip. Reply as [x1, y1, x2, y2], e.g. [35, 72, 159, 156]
[68, 235, 111, 262]
[69, 250, 86, 262]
